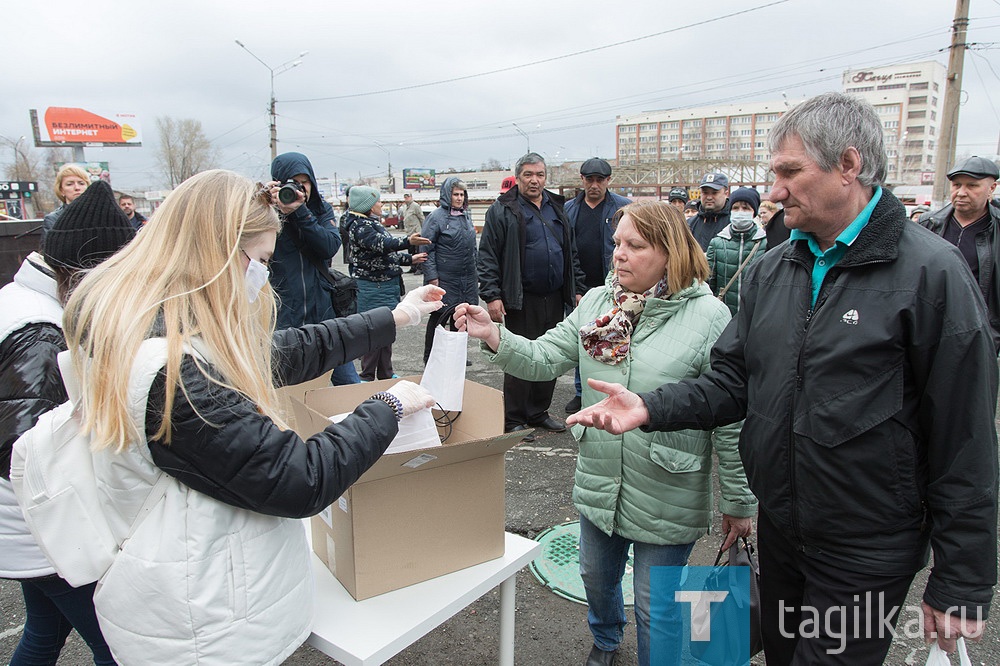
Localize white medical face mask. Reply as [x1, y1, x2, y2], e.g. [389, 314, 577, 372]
[730, 210, 756, 231]
[244, 256, 269, 303]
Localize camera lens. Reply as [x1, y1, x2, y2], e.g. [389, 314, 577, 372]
[278, 183, 300, 205]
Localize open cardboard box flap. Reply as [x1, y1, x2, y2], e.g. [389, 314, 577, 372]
[285, 375, 522, 483]
[280, 374, 520, 600]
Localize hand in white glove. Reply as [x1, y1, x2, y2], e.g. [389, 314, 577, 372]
[385, 380, 436, 418]
[392, 284, 445, 328]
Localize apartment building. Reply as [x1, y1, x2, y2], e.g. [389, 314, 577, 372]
[614, 60, 947, 186]
[841, 61, 947, 185]
[616, 100, 788, 168]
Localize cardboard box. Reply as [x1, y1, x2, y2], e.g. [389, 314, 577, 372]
[285, 376, 523, 600]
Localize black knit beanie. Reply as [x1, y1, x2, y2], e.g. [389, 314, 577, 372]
[42, 180, 136, 269]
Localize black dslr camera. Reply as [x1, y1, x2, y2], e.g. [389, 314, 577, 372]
[278, 180, 305, 205]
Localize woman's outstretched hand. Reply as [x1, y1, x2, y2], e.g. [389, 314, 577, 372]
[565, 378, 651, 434]
[454, 303, 501, 351]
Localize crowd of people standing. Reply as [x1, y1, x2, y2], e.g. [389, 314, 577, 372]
[1, 90, 998, 666]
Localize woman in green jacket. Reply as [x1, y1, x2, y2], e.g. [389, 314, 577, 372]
[456, 201, 756, 666]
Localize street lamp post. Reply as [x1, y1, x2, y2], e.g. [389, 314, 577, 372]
[511, 123, 530, 153]
[374, 141, 394, 193]
[235, 40, 308, 161]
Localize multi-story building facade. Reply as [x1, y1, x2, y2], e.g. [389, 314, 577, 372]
[614, 60, 947, 187]
[616, 100, 787, 169]
[841, 60, 947, 185]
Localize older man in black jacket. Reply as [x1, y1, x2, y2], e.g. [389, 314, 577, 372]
[478, 153, 587, 438]
[569, 93, 998, 664]
[919, 156, 1000, 347]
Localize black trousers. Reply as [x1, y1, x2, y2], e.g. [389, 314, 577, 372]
[360, 344, 393, 381]
[503, 290, 564, 430]
[758, 510, 916, 665]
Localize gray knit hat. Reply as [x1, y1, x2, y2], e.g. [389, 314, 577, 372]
[348, 186, 380, 214]
[42, 180, 136, 269]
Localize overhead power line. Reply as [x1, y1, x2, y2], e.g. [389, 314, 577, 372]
[284, 0, 792, 103]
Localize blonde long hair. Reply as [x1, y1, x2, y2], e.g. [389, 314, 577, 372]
[63, 169, 284, 452]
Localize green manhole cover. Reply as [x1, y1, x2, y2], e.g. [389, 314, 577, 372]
[528, 521, 634, 606]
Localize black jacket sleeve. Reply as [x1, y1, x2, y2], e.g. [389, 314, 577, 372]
[147, 355, 397, 518]
[272, 307, 396, 387]
[0, 323, 68, 479]
[639, 313, 750, 433]
[477, 204, 505, 304]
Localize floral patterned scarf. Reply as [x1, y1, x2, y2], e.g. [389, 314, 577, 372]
[579, 272, 671, 364]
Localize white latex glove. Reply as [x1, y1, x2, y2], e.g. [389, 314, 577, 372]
[393, 284, 445, 328]
[385, 380, 437, 418]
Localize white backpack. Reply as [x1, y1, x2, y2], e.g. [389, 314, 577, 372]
[10, 346, 170, 587]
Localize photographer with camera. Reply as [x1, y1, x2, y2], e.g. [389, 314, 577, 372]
[269, 152, 360, 384]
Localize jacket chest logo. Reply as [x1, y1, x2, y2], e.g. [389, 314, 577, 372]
[841, 309, 860, 325]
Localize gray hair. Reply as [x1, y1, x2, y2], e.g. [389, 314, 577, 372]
[514, 152, 546, 177]
[768, 92, 887, 188]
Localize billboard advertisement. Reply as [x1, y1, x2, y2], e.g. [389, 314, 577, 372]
[32, 108, 141, 147]
[56, 162, 112, 185]
[403, 168, 435, 190]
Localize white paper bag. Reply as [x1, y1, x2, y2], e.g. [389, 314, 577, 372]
[420, 326, 468, 412]
[925, 637, 972, 666]
[328, 406, 440, 455]
[385, 408, 440, 454]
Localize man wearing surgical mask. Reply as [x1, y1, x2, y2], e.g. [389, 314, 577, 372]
[706, 187, 767, 315]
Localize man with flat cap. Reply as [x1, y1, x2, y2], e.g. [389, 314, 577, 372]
[562, 158, 631, 413]
[920, 156, 1000, 345]
[688, 172, 732, 251]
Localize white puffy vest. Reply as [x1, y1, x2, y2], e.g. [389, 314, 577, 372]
[0, 253, 62, 579]
[91, 339, 313, 665]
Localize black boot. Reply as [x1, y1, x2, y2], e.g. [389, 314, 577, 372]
[586, 645, 617, 666]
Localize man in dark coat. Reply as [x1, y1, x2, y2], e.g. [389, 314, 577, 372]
[561, 157, 631, 414]
[919, 156, 1000, 347]
[569, 92, 998, 664]
[688, 172, 732, 251]
[478, 153, 587, 437]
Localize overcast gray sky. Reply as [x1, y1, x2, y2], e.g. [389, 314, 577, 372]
[3, 0, 997, 193]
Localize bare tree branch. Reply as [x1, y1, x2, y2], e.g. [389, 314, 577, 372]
[155, 117, 219, 188]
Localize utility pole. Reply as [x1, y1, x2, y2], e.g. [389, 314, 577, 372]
[933, 0, 969, 208]
[269, 96, 277, 163]
[235, 41, 307, 162]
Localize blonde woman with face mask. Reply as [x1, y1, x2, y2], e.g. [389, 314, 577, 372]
[60, 169, 443, 665]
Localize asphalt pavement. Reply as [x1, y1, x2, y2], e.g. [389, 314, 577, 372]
[2, 236, 999, 665]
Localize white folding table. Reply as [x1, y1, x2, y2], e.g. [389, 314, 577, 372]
[307, 532, 541, 666]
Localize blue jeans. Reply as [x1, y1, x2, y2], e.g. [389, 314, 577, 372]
[12, 577, 116, 666]
[331, 362, 360, 385]
[574, 367, 582, 398]
[578, 515, 694, 666]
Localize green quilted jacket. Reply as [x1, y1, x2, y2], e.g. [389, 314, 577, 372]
[706, 224, 767, 315]
[484, 279, 757, 545]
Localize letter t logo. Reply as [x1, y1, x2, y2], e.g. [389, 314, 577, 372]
[675, 591, 729, 641]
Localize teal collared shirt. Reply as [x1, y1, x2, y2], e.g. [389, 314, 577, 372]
[789, 187, 882, 307]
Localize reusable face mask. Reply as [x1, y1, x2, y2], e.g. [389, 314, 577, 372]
[244, 257, 269, 303]
[730, 211, 756, 231]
